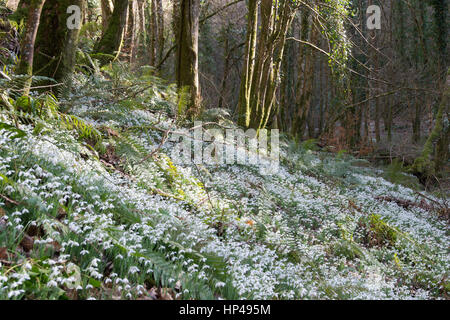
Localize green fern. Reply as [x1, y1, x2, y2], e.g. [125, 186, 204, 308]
[59, 113, 103, 145]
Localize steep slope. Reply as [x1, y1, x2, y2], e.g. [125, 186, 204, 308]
[0, 68, 448, 300]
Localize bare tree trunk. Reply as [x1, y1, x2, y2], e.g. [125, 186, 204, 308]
[386, 94, 393, 143]
[218, 28, 229, 109]
[127, 0, 141, 64]
[156, 0, 164, 65]
[374, 67, 381, 143]
[101, 0, 113, 32]
[292, 7, 319, 139]
[318, 59, 325, 136]
[412, 90, 421, 143]
[149, 0, 157, 66]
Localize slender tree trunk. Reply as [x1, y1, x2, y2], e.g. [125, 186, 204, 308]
[279, 38, 290, 132]
[218, 29, 230, 109]
[374, 70, 381, 143]
[386, 94, 393, 143]
[16, 0, 46, 95]
[318, 63, 325, 136]
[237, 0, 258, 127]
[412, 89, 421, 143]
[173, 0, 201, 116]
[292, 7, 319, 139]
[149, 0, 157, 66]
[156, 0, 164, 65]
[127, 0, 141, 64]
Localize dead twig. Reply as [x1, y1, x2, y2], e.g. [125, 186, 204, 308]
[0, 194, 19, 206]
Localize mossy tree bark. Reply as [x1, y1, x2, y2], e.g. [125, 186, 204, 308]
[16, 0, 46, 95]
[237, 0, 258, 128]
[33, 0, 85, 91]
[238, 0, 297, 131]
[173, 0, 201, 117]
[94, 0, 129, 65]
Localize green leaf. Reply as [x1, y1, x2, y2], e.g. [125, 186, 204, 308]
[89, 277, 102, 288]
[0, 122, 26, 139]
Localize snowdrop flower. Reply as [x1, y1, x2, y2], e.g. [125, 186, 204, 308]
[47, 280, 58, 288]
[129, 266, 140, 274]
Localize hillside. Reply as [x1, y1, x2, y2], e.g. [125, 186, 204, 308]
[1, 66, 448, 300]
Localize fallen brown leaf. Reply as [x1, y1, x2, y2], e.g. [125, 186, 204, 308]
[48, 241, 62, 252]
[105, 127, 119, 137]
[57, 207, 67, 220]
[20, 234, 34, 252]
[0, 247, 7, 260]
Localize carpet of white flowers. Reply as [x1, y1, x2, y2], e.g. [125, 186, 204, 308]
[0, 73, 449, 300]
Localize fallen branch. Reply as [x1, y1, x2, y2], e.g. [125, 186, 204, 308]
[0, 194, 19, 206]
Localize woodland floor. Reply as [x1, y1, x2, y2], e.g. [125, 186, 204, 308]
[0, 67, 449, 300]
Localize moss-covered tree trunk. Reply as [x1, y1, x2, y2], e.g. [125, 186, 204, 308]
[94, 0, 129, 65]
[16, 0, 46, 95]
[174, 0, 201, 117]
[411, 69, 449, 179]
[237, 0, 258, 128]
[238, 0, 297, 131]
[33, 0, 85, 90]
